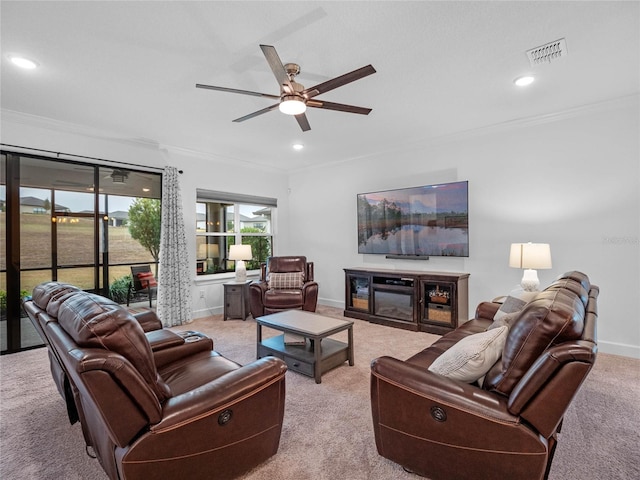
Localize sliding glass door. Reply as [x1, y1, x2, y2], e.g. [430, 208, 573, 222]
[1, 152, 161, 353]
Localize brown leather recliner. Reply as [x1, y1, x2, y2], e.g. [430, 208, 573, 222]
[250, 256, 318, 317]
[370, 271, 598, 480]
[23, 283, 288, 480]
[23, 282, 213, 426]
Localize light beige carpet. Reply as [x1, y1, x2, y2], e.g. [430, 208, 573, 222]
[1, 305, 639, 479]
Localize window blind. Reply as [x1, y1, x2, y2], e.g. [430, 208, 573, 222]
[196, 189, 277, 207]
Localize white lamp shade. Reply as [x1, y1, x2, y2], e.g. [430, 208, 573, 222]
[198, 243, 220, 259]
[509, 243, 552, 269]
[228, 244, 252, 261]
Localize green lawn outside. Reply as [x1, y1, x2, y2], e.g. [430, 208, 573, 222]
[2, 212, 154, 294]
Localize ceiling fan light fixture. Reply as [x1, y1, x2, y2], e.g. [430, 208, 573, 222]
[279, 96, 306, 115]
[110, 169, 129, 184]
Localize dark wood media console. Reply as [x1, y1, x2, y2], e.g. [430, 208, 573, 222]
[344, 267, 469, 334]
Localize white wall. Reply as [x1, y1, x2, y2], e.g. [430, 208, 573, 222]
[288, 96, 640, 358]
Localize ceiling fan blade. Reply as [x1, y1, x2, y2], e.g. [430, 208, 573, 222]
[260, 44, 293, 93]
[232, 104, 280, 123]
[303, 65, 376, 99]
[295, 113, 311, 132]
[306, 99, 372, 115]
[196, 83, 280, 100]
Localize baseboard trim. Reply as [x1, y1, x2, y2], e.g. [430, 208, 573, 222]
[598, 341, 640, 359]
[192, 306, 222, 319]
[318, 298, 343, 310]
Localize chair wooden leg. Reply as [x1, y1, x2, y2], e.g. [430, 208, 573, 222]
[147, 286, 152, 308]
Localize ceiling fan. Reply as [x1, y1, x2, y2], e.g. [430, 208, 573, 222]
[196, 44, 376, 132]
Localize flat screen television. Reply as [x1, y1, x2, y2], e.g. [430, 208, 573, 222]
[357, 180, 469, 257]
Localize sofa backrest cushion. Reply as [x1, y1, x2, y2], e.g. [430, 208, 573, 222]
[57, 292, 170, 402]
[32, 281, 81, 312]
[543, 271, 590, 307]
[483, 272, 589, 396]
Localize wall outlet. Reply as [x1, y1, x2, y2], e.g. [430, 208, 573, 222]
[199, 290, 205, 298]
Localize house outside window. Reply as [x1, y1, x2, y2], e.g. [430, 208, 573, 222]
[196, 189, 276, 276]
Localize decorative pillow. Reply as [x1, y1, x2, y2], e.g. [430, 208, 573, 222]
[493, 289, 537, 321]
[268, 271, 304, 290]
[428, 326, 509, 383]
[137, 272, 157, 288]
[487, 312, 518, 331]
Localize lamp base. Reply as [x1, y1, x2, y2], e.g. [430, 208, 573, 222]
[235, 260, 247, 282]
[520, 269, 540, 292]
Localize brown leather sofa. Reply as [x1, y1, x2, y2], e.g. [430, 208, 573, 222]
[249, 255, 318, 317]
[370, 271, 598, 480]
[23, 282, 214, 424]
[23, 282, 287, 480]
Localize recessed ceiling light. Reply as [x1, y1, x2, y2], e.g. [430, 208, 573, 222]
[142, 188, 151, 192]
[292, 143, 304, 151]
[514, 75, 535, 87]
[9, 55, 39, 69]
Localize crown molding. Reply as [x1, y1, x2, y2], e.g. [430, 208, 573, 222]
[431, 93, 639, 145]
[289, 93, 640, 175]
[0, 109, 286, 175]
[3, 93, 637, 177]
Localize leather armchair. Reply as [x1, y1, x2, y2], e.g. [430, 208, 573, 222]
[370, 271, 598, 480]
[250, 256, 318, 317]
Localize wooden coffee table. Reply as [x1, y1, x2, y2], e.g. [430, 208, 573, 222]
[256, 310, 354, 384]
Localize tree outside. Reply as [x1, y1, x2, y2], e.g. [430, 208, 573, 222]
[241, 226, 271, 270]
[128, 198, 161, 275]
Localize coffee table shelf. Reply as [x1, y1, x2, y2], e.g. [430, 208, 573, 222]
[256, 310, 354, 384]
[258, 335, 350, 379]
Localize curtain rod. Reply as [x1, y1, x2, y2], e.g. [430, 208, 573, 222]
[0, 143, 175, 174]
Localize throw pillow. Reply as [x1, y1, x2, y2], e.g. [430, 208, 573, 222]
[487, 312, 518, 331]
[493, 289, 537, 322]
[428, 326, 509, 383]
[137, 272, 157, 288]
[268, 271, 304, 290]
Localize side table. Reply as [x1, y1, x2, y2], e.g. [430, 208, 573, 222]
[223, 280, 252, 320]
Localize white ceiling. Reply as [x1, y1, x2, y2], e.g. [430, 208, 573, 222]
[1, 1, 638, 173]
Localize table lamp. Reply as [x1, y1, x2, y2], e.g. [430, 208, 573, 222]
[228, 244, 252, 282]
[509, 242, 552, 291]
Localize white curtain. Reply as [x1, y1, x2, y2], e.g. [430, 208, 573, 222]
[157, 166, 192, 326]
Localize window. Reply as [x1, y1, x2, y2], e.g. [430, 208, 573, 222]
[1, 151, 162, 353]
[196, 189, 276, 276]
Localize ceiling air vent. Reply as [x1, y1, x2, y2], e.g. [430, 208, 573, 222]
[526, 38, 568, 67]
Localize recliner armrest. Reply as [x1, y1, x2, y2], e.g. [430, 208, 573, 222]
[154, 356, 287, 431]
[146, 329, 185, 351]
[133, 310, 163, 332]
[475, 301, 501, 322]
[371, 356, 515, 421]
[151, 331, 214, 368]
